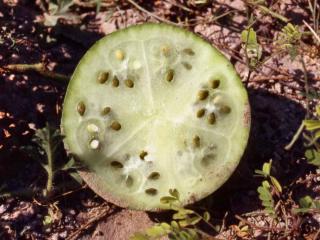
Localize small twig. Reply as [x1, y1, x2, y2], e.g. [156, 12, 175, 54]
[284, 122, 305, 151]
[303, 20, 320, 44]
[3, 63, 70, 82]
[235, 215, 285, 232]
[164, 0, 193, 13]
[66, 203, 111, 240]
[126, 0, 181, 26]
[50, 184, 87, 201]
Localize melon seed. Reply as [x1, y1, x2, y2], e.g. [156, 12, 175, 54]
[140, 151, 148, 160]
[193, 135, 200, 148]
[125, 79, 134, 88]
[148, 172, 160, 180]
[77, 101, 86, 116]
[145, 188, 157, 196]
[98, 71, 109, 84]
[115, 49, 125, 60]
[110, 121, 121, 131]
[220, 105, 231, 114]
[112, 76, 120, 87]
[166, 69, 174, 82]
[210, 79, 220, 89]
[161, 45, 171, 57]
[196, 108, 206, 118]
[110, 161, 123, 168]
[126, 176, 134, 187]
[87, 123, 99, 133]
[183, 48, 195, 56]
[208, 112, 216, 125]
[198, 90, 209, 101]
[182, 62, 192, 70]
[101, 107, 111, 116]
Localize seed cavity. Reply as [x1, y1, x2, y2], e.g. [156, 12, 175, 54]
[126, 176, 134, 187]
[161, 45, 171, 57]
[208, 112, 216, 125]
[87, 123, 99, 133]
[145, 188, 157, 196]
[210, 79, 220, 89]
[182, 62, 192, 70]
[101, 107, 111, 116]
[183, 48, 195, 56]
[115, 49, 125, 60]
[196, 108, 206, 118]
[77, 101, 86, 116]
[98, 71, 109, 84]
[125, 79, 134, 88]
[110, 161, 123, 168]
[193, 135, 200, 148]
[198, 90, 209, 101]
[166, 69, 174, 82]
[112, 76, 120, 87]
[220, 105, 231, 114]
[148, 172, 160, 180]
[110, 121, 121, 131]
[89, 139, 100, 150]
[140, 151, 148, 160]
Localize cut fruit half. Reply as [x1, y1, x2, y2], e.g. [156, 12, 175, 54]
[61, 23, 250, 211]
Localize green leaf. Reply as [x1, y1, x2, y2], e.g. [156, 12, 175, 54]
[303, 120, 320, 131]
[130, 233, 149, 240]
[169, 188, 180, 200]
[146, 225, 167, 238]
[299, 195, 313, 208]
[270, 176, 282, 193]
[178, 215, 201, 227]
[316, 105, 320, 116]
[305, 149, 320, 167]
[170, 221, 179, 230]
[203, 211, 210, 221]
[254, 169, 267, 176]
[160, 196, 178, 204]
[262, 161, 271, 176]
[241, 28, 258, 45]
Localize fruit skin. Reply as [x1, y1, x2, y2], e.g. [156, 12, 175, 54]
[61, 23, 251, 211]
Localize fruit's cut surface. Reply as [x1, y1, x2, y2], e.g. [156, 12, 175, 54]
[61, 23, 250, 210]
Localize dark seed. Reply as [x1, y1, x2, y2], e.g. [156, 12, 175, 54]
[162, 46, 171, 57]
[148, 172, 160, 180]
[77, 101, 86, 116]
[101, 107, 111, 115]
[110, 161, 123, 168]
[196, 108, 206, 118]
[110, 121, 121, 131]
[202, 154, 215, 166]
[193, 135, 200, 148]
[208, 112, 216, 125]
[140, 151, 148, 160]
[98, 71, 109, 84]
[220, 105, 231, 114]
[198, 90, 209, 101]
[210, 79, 220, 89]
[126, 176, 134, 187]
[183, 48, 195, 56]
[125, 79, 134, 88]
[112, 76, 119, 87]
[166, 69, 174, 82]
[182, 62, 192, 70]
[145, 188, 157, 196]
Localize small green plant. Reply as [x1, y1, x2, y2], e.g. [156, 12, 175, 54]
[43, 0, 80, 26]
[295, 195, 320, 214]
[131, 189, 215, 240]
[255, 160, 282, 217]
[23, 123, 82, 198]
[241, 27, 262, 69]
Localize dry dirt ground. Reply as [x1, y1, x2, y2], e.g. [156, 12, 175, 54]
[0, 0, 320, 239]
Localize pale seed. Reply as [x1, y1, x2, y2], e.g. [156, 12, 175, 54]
[89, 139, 100, 149]
[182, 62, 192, 70]
[115, 49, 125, 60]
[87, 123, 99, 133]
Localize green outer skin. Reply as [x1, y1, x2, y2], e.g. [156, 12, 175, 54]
[61, 23, 251, 211]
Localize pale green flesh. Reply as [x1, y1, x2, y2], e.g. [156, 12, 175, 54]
[62, 24, 250, 210]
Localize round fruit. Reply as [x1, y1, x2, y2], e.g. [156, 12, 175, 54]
[61, 23, 250, 210]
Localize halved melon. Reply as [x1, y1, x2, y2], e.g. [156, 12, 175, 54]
[61, 23, 250, 210]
